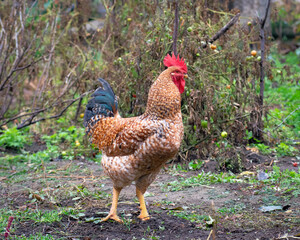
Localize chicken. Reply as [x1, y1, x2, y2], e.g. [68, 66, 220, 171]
[84, 53, 188, 222]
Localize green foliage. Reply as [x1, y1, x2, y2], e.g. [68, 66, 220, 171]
[14, 233, 57, 240]
[188, 160, 204, 170]
[275, 142, 298, 156]
[169, 210, 210, 226]
[102, 1, 298, 162]
[42, 124, 85, 147]
[40, 124, 95, 161]
[161, 171, 236, 192]
[0, 127, 30, 150]
[0, 208, 61, 235]
[169, 160, 204, 172]
[0, 145, 60, 170]
[264, 49, 300, 142]
[28, 210, 62, 223]
[0, 0, 297, 167]
[266, 166, 300, 193]
[254, 143, 273, 155]
[92, 1, 267, 162]
[271, 1, 300, 41]
[59, 207, 86, 220]
[161, 165, 300, 194]
[29, 145, 60, 162]
[218, 202, 246, 214]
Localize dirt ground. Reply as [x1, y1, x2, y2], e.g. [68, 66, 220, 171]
[1, 145, 299, 240]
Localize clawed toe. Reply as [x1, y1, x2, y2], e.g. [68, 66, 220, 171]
[138, 214, 150, 221]
[101, 214, 123, 223]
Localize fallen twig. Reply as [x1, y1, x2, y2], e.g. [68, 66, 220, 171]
[206, 229, 213, 240]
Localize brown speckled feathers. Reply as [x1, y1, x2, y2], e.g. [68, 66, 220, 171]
[86, 66, 184, 190]
[84, 55, 187, 222]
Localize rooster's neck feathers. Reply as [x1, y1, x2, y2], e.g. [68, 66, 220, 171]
[144, 67, 181, 119]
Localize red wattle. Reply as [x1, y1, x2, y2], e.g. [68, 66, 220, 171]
[179, 79, 185, 94]
[173, 77, 185, 94]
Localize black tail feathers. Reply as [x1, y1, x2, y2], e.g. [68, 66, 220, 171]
[84, 78, 118, 133]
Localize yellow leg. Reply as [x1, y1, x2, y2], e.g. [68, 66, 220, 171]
[101, 187, 123, 223]
[136, 188, 150, 221]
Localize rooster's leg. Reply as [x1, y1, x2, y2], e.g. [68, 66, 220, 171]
[136, 188, 150, 221]
[101, 186, 123, 223]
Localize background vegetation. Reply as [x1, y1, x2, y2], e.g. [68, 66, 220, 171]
[1, 0, 298, 171]
[0, 0, 299, 239]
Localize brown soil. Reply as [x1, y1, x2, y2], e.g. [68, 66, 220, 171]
[0, 145, 299, 240]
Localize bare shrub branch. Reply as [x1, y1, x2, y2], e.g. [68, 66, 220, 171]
[201, 13, 240, 48]
[172, 0, 179, 56]
[0, 1, 91, 129]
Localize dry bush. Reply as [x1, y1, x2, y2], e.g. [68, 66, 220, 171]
[0, 0, 273, 172]
[95, 1, 270, 171]
[0, 0, 96, 130]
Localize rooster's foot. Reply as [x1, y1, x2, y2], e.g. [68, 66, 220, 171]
[101, 213, 123, 223]
[138, 214, 150, 221]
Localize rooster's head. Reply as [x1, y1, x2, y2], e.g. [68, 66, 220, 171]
[163, 53, 188, 94]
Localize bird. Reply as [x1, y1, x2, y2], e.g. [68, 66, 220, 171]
[84, 53, 188, 223]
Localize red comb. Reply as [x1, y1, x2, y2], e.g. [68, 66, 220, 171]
[163, 53, 187, 73]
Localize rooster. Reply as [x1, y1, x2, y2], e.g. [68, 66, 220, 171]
[84, 53, 187, 222]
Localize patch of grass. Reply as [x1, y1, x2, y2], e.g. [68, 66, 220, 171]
[243, 166, 300, 197]
[242, 166, 300, 205]
[170, 210, 210, 223]
[0, 208, 62, 236]
[161, 171, 237, 192]
[73, 184, 94, 198]
[153, 201, 210, 229]
[0, 145, 60, 182]
[0, 143, 59, 168]
[168, 210, 211, 229]
[68, 184, 110, 201]
[217, 202, 246, 214]
[1, 207, 96, 238]
[274, 142, 298, 156]
[161, 166, 300, 197]
[167, 160, 204, 173]
[267, 166, 300, 189]
[291, 188, 300, 198]
[264, 49, 300, 142]
[94, 190, 111, 200]
[30, 210, 62, 223]
[60, 207, 86, 220]
[14, 233, 58, 240]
